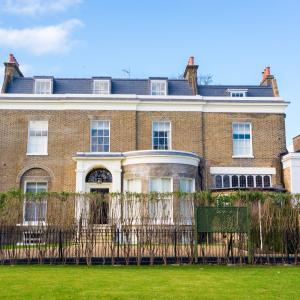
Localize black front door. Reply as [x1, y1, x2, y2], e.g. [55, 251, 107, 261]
[90, 188, 109, 224]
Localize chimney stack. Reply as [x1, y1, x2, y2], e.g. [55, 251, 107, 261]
[260, 65, 279, 96]
[1, 53, 23, 93]
[293, 135, 300, 153]
[184, 56, 198, 95]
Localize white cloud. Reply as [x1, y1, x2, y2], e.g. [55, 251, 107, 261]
[2, 0, 82, 15]
[0, 19, 83, 55]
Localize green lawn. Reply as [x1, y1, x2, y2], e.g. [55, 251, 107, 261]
[0, 265, 300, 299]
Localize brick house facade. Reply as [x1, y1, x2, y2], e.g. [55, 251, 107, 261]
[0, 55, 288, 198]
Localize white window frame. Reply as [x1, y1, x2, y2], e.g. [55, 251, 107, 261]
[232, 122, 253, 158]
[179, 178, 195, 193]
[23, 181, 48, 226]
[27, 120, 48, 156]
[90, 120, 110, 152]
[152, 120, 172, 150]
[179, 178, 195, 225]
[228, 89, 248, 97]
[34, 79, 52, 94]
[150, 80, 167, 96]
[124, 178, 142, 193]
[93, 79, 111, 95]
[148, 177, 173, 224]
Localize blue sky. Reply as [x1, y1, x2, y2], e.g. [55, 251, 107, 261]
[0, 0, 299, 143]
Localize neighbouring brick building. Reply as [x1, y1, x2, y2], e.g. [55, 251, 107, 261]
[0, 54, 289, 223]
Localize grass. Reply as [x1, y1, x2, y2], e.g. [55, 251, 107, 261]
[0, 265, 300, 299]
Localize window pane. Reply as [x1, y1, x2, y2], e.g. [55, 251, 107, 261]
[215, 175, 222, 188]
[263, 176, 271, 188]
[247, 175, 254, 188]
[223, 175, 230, 188]
[256, 176, 263, 188]
[240, 176, 246, 187]
[232, 175, 239, 188]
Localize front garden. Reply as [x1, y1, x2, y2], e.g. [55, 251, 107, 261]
[0, 265, 300, 299]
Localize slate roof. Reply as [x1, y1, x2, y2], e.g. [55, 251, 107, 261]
[4, 77, 194, 96]
[3, 77, 275, 97]
[198, 85, 274, 97]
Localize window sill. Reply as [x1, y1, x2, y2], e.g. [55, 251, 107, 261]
[26, 153, 48, 156]
[232, 155, 254, 159]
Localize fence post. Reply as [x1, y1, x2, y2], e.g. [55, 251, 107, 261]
[117, 228, 120, 259]
[194, 207, 198, 264]
[247, 204, 253, 264]
[174, 228, 177, 260]
[59, 229, 63, 263]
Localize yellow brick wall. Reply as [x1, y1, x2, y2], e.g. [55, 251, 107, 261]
[0, 109, 286, 191]
[203, 113, 286, 187]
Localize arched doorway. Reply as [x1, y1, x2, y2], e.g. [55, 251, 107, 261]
[85, 168, 112, 224]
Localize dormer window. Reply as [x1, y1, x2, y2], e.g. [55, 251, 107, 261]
[228, 89, 248, 97]
[150, 80, 167, 96]
[34, 79, 52, 94]
[93, 79, 111, 95]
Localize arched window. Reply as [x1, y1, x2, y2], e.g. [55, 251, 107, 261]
[240, 175, 246, 188]
[86, 168, 112, 183]
[223, 175, 230, 188]
[264, 175, 271, 188]
[256, 175, 263, 188]
[247, 175, 254, 188]
[232, 175, 239, 188]
[215, 175, 222, 188]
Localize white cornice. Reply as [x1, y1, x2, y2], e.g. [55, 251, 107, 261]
[0, 94, 288, 113]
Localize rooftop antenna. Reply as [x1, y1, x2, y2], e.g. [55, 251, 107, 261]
[122, 68, 131, 78]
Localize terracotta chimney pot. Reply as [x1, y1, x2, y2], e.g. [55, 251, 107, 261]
[8, 54, 15, 63]
[188, 56, 194, 65]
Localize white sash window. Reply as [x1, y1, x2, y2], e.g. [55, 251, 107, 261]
[27, 121, 48, 155]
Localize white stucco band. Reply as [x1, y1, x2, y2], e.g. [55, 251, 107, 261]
[74, 157, 122, 193]
[210, 167, 276, 175]
[282, 153, 300, 193]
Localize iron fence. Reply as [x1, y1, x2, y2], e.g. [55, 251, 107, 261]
[0, 225, 299, 265]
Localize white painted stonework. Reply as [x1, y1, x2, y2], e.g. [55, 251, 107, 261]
[0, 94, 288, 114]
[210, 167, 276, 175]
[282, 153, 300, 193]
